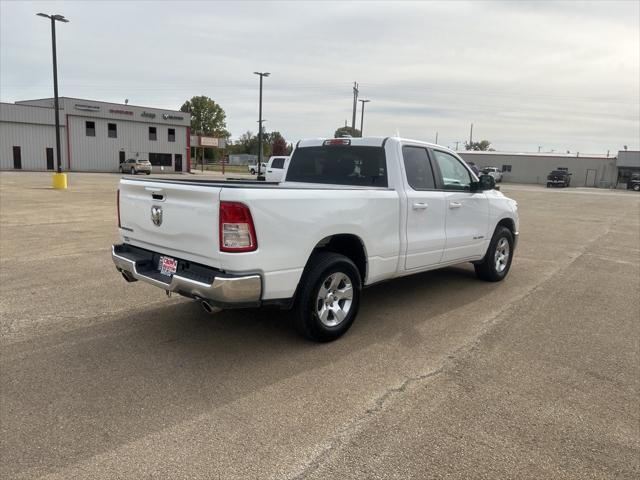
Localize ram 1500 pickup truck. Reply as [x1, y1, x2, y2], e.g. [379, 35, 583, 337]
[113, 137, 519, 341]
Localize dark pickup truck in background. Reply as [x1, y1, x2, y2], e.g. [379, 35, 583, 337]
[627, 172, 640, 191]
[547, 170, 572, 188]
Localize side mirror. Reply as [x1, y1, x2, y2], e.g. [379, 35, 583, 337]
[473, 174, 496, 191]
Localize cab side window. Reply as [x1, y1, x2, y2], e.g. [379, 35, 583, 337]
[402, 146, 435, 190]
[432, 150, 471, 190]
[271, 158, 285, 169]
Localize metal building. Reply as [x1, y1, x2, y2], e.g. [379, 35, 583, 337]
[1, 97, 191, 173]
[459, 151, 618, 188]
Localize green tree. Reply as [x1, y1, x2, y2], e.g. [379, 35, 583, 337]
[465, 140, 493, 151]
[334, 126, 361, 138]
[180, 96, 230, 138]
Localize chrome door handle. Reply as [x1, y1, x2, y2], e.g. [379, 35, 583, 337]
[412, 202, 429, 210]
[449, 202, 462, 209]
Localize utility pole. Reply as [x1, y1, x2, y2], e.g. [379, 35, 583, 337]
[37, 12, 69, 189]
[359, 99, 370, 136]
[455, 141, 460, 151]
[469, 123, 473, 146]
[538, 146, 542, 153]
[351, 82, 359, 130]
[435, 132, 439, 144]
[254, 71, 270, 177]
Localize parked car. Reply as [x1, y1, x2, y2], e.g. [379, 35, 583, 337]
[248, 162, 267, 175]
[119, 158, 151, 175]
[627, 172, 640, 191]
[113, 137, 519, 342]
[481, 166, 503, 183]
[265, 156, 290, 183]
[546, 170, 571, 187]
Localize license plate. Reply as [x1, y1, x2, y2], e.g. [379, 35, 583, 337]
[159, 256, 178, 276]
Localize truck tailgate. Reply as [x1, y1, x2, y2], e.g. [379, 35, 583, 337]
[118, 179, 222, 267]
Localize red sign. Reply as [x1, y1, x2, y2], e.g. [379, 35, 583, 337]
[109, 109, 133, 116]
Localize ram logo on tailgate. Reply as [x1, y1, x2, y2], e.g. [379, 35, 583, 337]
[150, 206, 163, 226]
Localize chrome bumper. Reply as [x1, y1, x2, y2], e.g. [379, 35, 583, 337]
[112, 245, 261, 306]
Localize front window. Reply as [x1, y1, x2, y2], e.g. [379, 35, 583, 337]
[149, 127, 157, 141]
[85, 121, 95, 137]
[168, 128, 175, 142]
[286, 145, 387, 187]
[432, 150, 471, 190]
[108, 123, 117, 138]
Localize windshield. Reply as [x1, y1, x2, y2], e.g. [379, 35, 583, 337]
[286, 146, 387, 187]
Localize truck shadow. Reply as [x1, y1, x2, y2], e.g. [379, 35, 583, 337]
[1, 264, 500, 478]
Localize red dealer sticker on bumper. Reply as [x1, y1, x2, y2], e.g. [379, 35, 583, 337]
[159, 256, 178, 276]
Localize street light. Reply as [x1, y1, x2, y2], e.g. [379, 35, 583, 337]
[359, 99, 370, 137]
[37, 12, 69, 189]
[253, 71, 270, 177]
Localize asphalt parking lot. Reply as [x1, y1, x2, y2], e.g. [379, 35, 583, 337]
[1, 172, 639, 480]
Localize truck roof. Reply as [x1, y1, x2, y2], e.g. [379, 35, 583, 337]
[296, 136, 454, 153]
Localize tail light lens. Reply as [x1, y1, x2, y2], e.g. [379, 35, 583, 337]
[219, 202, 257, 252]
[117, 189, 121, 228]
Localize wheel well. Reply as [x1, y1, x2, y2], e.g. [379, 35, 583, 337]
[497, 218, 516, 235]
[312, 234, 367, 282]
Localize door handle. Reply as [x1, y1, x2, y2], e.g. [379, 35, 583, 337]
[449, 202, 462, 209]
[412, 202, 429, 210]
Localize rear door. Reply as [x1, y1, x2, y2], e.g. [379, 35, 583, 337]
[402, 145, 446, 269]
[118, 179, 222, 266]
[430, 149, 489, 262]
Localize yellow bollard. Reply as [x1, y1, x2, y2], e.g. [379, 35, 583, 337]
[52, 173, 68, 189]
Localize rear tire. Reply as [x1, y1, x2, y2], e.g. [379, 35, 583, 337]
[633, 184, 640, 191]
[250, 168, 256, 175]
[292, 252, 361, 342]
[546, 183, 551, 188]
[474, 226, 514, 282]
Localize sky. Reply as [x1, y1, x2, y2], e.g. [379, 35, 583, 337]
[1, 0, 638, 153]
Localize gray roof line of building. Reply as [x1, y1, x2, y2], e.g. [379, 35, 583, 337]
[15, 96, 187, 115]
[460, 151, 615, 159]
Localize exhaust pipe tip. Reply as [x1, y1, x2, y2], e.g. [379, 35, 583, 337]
[201, 300, 221, 314]
[121, 271, 137, 283]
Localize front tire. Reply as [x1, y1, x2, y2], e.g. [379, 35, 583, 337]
[292, 252, 361, 342]
[250, 169, 256, 175]
[633, 184, 640, 192]
[130, 167, 136, 175]
[474, 226, 514, 282]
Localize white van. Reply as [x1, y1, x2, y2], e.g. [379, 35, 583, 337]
[265, 156, 290, 183]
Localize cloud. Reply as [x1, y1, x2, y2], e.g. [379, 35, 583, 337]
[1, 0, 638, 153]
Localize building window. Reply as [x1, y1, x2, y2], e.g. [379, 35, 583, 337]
[502, 164, 512, 172]
[108, 123, 117, 138]
[149, 126, 157, 141]
[168, 128, 176, 142]
[86, 121, 96, 137]
[149, 152, 172, 166]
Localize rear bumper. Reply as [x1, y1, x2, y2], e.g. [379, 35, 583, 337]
[112, 244, 262, 307]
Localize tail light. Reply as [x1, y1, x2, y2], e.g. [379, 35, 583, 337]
[117, 189, 121, 228]
[219, 202, 257, 252]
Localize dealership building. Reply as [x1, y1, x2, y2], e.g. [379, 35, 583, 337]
[0, 97, 191, 173]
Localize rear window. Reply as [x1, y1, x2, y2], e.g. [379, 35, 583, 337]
[271, 158, 285, 169]
[285, 146, 387, 187]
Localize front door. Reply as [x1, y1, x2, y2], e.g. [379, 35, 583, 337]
[175, 154, 182, 172]
[402, 145, 446, 269]
[46, 148, 54, 170]
[13, 146, 21, 169]
[431, 149, 489, 262]
[585, 169, 597, 187]
[119, 151, 125, 166]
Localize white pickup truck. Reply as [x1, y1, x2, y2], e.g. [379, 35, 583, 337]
[113, 137, 519, 341]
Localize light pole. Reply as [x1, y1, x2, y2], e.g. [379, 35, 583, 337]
[37, 13, 69, 189]
[253, 72, 270, 177]
[359, 99, 370, 136]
